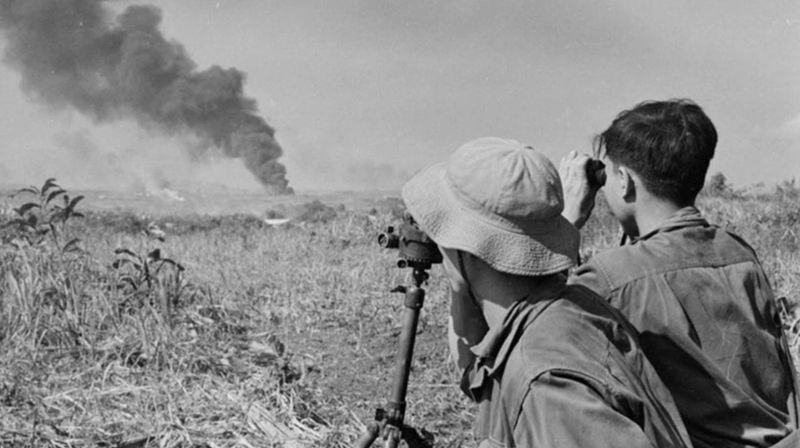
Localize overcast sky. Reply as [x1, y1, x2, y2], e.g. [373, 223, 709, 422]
[0, 0, 798, 192]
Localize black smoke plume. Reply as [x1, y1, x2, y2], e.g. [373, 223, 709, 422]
[0, 0, 292, 193]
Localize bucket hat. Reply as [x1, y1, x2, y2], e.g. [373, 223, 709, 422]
[401, 137, 579, 276]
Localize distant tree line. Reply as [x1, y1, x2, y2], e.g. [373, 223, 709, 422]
[703, 172, 800, 201]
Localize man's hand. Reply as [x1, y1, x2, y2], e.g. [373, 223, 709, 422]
[440, 248, 489, 371]
[560, 151, 601, 230]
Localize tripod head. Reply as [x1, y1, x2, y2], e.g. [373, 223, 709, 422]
[378, 212, 442, 273]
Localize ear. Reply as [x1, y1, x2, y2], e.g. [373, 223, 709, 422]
[618, 166, 637, 202]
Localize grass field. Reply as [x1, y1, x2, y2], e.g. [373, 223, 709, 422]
[1, 180, 798, 447]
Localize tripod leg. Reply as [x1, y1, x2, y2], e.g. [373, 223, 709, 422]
[384, 425, 402, 448]
[354, 422, 380, 448]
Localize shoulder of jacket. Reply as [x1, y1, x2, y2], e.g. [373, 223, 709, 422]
[576, 244, 650, 291]
[720, 227, 760, 259]
[500, 364, 614, 431]
[504, 300, 615, 383]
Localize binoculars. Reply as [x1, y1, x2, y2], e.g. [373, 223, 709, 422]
[586, 158, 607, 189]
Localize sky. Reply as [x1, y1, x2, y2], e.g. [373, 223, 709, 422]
[0, 0, 798, 193]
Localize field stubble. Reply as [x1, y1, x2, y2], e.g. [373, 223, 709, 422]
[0, 183, 798, 447]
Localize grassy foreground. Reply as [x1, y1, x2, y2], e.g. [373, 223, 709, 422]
[0, 182, 798, 447]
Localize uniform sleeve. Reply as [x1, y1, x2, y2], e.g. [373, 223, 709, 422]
[513, 371, 659, 448]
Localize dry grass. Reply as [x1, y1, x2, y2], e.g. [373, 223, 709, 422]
[0, 183, 798, 447]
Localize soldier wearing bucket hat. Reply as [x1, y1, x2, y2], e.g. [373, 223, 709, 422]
[402, 137, 693, 447]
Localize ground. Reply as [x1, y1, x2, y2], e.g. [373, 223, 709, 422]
[1, 184, 798, 447]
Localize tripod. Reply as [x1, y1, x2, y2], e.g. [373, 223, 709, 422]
[354, 267, 433, 448]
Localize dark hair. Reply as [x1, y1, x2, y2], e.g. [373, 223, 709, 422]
[595, 99, 717, 205]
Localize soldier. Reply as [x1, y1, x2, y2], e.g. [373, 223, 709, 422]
[402, 137, 693, 447]
[561, 99, 798, 448]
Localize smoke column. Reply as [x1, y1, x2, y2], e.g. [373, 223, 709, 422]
[0, 0, 292, 194]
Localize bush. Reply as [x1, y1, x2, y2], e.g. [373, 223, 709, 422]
[296, 200, 338, 224]
[265, 209, 286, 219]
[703, 172, 738, 199]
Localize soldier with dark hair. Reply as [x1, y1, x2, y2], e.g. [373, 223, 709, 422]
[561, 99, 798, 448]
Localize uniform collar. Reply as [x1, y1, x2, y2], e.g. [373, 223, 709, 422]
[631, 206, 708, 244]
[461, 279, 565, 400]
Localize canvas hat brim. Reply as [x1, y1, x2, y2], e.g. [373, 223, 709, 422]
[402, 162, 579, 276]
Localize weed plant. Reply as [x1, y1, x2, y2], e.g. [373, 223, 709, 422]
[0, 180, 798, 447]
